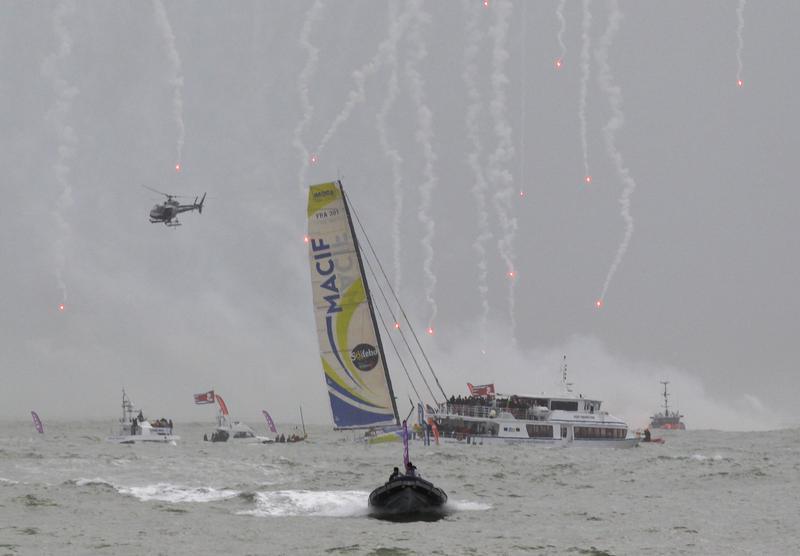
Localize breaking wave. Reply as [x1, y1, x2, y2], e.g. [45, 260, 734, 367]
[239, 489, 370, 518]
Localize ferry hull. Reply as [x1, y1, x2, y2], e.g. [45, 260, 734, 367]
[106, 434, 179, 444]
[435, 435, 639, 448]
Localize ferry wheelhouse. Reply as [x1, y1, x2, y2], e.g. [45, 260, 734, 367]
[106, 390, 179, 444]
[429, 359, 638, 448]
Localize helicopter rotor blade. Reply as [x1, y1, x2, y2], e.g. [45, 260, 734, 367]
[142, 184, 170, 197]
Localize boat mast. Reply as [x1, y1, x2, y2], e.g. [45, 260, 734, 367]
[661, 381, 670, 416]
[299, 405, 307, 438]
[338, 180, 400, 426]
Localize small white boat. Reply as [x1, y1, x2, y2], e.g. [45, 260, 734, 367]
[203, 395, 273, 444]
[106, 390, 179, 444]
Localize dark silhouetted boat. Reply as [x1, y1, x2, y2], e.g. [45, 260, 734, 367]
[368, 475, 447, 520]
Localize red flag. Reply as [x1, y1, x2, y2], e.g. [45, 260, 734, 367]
[466, 383, 495, 397]
[194, 390, 215, 404]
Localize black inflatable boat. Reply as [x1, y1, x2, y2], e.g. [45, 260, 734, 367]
[368, 476, 448, 520]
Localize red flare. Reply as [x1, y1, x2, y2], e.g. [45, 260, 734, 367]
[310, 154, 318, 165]
[427, 327, 434, 335]
[737, 79, 743, 88]
[595, 299, 603, 309]
[555, 58, 563, 70]
[394, 322, 400, 330]
[175, 163, 181, 172]
[303, 235, 309, 244]
[507, 271, 516, 278]
[58, 304, 65, 312]
[519, 190, 525, 197]
[584, 175, 592, 184]
[483, 0, 488, 6]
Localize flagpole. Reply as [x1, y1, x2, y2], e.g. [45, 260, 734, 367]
[299, 405, 307, 438]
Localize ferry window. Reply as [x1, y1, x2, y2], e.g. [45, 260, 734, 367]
[526, 424, 553, 438]
[551, 401, 579, 411]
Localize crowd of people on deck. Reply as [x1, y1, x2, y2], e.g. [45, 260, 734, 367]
[129, 411, 173, 435]
[274, 433, 305, 443]
[448, 395, 489, 407]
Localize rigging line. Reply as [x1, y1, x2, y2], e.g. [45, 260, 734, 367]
[359, 235, 439, 404]
[371, 287, 424, 405]
[346, 192, 448, 401]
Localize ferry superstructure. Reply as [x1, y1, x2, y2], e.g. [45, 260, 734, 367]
[429, 359, 638, 448]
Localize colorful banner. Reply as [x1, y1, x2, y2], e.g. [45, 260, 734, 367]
[216, 395, 229, 416]
[194, 390, 215, 404]
[262, 410, 277, 434]
[31, 411, 44, 434]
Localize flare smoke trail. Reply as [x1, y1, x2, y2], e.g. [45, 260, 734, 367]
[487, 0, 517, 343]
[375, 3, 405, 308]
[555, 0, 567, 65]
[314, 6, 412, 160]
[736, 0, 746, 86]
[579, 0, 592, 182]
[153, 0, 185, 167]
[405, 0, 439, 330]
[292, 0, 324, 193]
[463, 1, 492, 351]
[596, 0, 638, 305]
[42, 0, 78, 306]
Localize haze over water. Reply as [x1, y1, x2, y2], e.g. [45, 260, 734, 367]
[2, 421, 799, 555]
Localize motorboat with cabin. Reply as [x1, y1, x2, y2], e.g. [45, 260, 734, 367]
[203, 394, 273, 444]
[106, 390, 179, 444]
[649, 381, 686, 430]
[429, 358, 639, 448]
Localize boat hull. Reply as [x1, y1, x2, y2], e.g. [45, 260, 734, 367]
[106, 434, 179, 444]
[434, 435, 639, 448]
[368, 477, 447, 521]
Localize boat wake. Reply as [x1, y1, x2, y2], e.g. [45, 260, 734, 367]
[71, 478, 238, 503]
[239, 490, 370, 518]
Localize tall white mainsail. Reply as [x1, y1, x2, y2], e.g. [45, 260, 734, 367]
[307, 181, 399, 429]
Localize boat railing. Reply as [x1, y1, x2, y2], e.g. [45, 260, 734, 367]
[437, 403, 530, 421]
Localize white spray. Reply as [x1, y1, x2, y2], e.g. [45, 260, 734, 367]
[375, 2, 406, 307]
[314, 6, 412, 160]
[42, 0, 78, 307]
[555, 0, 567, 68]
[405, 0, 439, 332]
[578, 0, 592, 183]
[463, 0, 492, 351]
[152, 0, 185, 169]
[293, 0, 325, 193]
[735, 0, 746, 87]
[595, 0, 637, 306]
[487, 0, 517, 343]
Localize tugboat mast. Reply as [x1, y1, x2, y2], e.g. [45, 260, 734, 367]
[660, 381, 670, 416]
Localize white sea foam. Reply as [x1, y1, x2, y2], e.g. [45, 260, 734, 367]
[447, 499, 492, 511]
[240, 489, 369, 518]
[1, 477, 20, 485]
[117, 483, 239, 503]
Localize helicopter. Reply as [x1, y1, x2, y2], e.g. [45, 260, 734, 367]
[144, 186, 206, 227]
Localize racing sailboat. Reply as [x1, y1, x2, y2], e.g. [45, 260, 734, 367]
[307, 181, 401, 433]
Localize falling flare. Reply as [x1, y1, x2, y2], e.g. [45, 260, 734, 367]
[737, 79, 743, 88]
[596, 299, 603, 309]
[585, 175, 592, 184]
[175, 163, 181, 172]
[427, 327, 434, 335]
[519, 190, 525, 197]
[555, 58, 563, 70]
[394, 322, 401, 329]
[507, 270, 516, 278]
[483, 0, 489, 6]
[58, 304, 65, 312]
[310, 154, 318, 165]
[303, 235, 309, 244]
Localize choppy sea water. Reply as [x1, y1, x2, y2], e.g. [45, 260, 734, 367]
[1, 421, 798, 555]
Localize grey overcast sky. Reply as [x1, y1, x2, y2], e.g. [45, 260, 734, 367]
[1, 1, 797, 429]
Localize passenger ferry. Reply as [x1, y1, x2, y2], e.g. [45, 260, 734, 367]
[429, 358, 638, 448]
